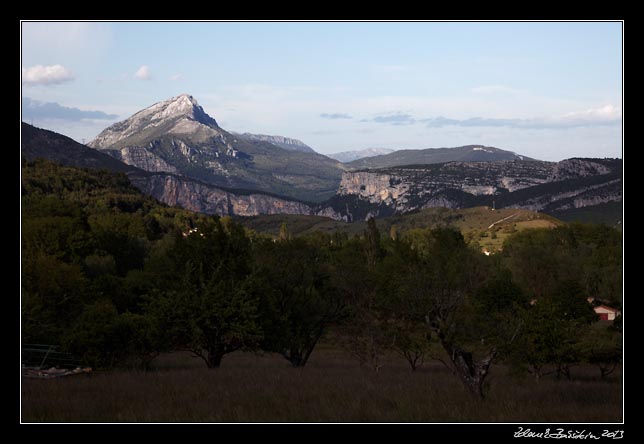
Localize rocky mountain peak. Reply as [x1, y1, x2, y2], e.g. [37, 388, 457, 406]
[159, 93, 198, 115]
[131, 94, 211, 121]
[89, 94, 219, 149]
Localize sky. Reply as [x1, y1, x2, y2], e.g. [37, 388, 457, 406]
[21, 21, 622, 161]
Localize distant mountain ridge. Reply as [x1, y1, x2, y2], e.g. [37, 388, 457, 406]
[232, 132, 316, 153]
[88, 94, 343, 202]
[345, 145, 534, 169]
[328, 148, 395, 163]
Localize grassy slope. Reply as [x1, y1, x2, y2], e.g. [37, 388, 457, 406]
[21, 349, 621, 422]
[238, 206, 562, 252]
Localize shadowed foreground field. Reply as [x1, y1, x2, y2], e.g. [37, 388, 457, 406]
[21, 348, 622, 423]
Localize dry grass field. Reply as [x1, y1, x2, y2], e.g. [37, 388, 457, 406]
[21, 347, 622, 423]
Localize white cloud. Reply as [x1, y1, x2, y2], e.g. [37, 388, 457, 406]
[561, 104, 622, 121]
[22, 64, 74, 86]
[134, 65, 151, 80]
[169, 74, 183, 81]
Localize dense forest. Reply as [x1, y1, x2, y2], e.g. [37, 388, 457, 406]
[21, 160, 622, 399]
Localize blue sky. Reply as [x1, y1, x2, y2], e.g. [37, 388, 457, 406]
[21, 21, 622, 160]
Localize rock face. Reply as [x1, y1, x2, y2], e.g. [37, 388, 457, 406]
[88, 94, 343, 203]
[110, 145, 178, 173]
[338, 161, 553, 200]
[318, 158, 622, 221]
[338, 171, 411, 203]
[549, 158, 612, 181]
[129, 173, 313, 217]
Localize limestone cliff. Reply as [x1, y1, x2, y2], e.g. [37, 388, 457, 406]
[104, 145, 178, 173]
[318, 158, 621, 221]
[549, 158, 612, 182]
[128, 173, 313, 217]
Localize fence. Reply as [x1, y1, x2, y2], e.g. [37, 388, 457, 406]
[22, 344, 83, 369]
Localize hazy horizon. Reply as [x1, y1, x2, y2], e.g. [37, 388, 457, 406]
[21, 21, 622, 161]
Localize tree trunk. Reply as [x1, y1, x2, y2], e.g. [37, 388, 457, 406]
[557, 364, 572, 380]
[439, 339, 496, 400]
[285, 349, 304, 367]
[206, 348, 224, 368]
[599, 363, 617, 379]
[284, 332, 322, 367]
[403, 350, 423, 371]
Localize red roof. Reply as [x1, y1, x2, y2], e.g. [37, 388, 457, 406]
[594, 305, 620, 313]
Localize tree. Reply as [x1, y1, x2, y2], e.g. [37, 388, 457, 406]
[508, 280, 598, 381]
[340, 296, 393, 372]
[279, 222, 290, 241]
[469, 268, 528, 357]
[62, 300, 161, 369]
[22, 251, 88, 344]
[147, 217, 261, 368]
[579, 327, 622, 379]
[390, 318, 432, 371]
[399, 227, 502, 399]
[151, 271, 261, 368]
[364, 217, 383, 269]
[548, 280, 597, 379]
[502, 228, 573, 299]
[255, 237, 346, 367]
[502, 224, 622, 306]
[328, 232, 395, 371]
[570, 223, 622, 307]
[508, 302, 569, 381]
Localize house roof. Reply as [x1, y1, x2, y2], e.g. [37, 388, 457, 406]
[594, 305, 621, 314]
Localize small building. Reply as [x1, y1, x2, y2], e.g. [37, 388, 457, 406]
[593, 305, 621, 321]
